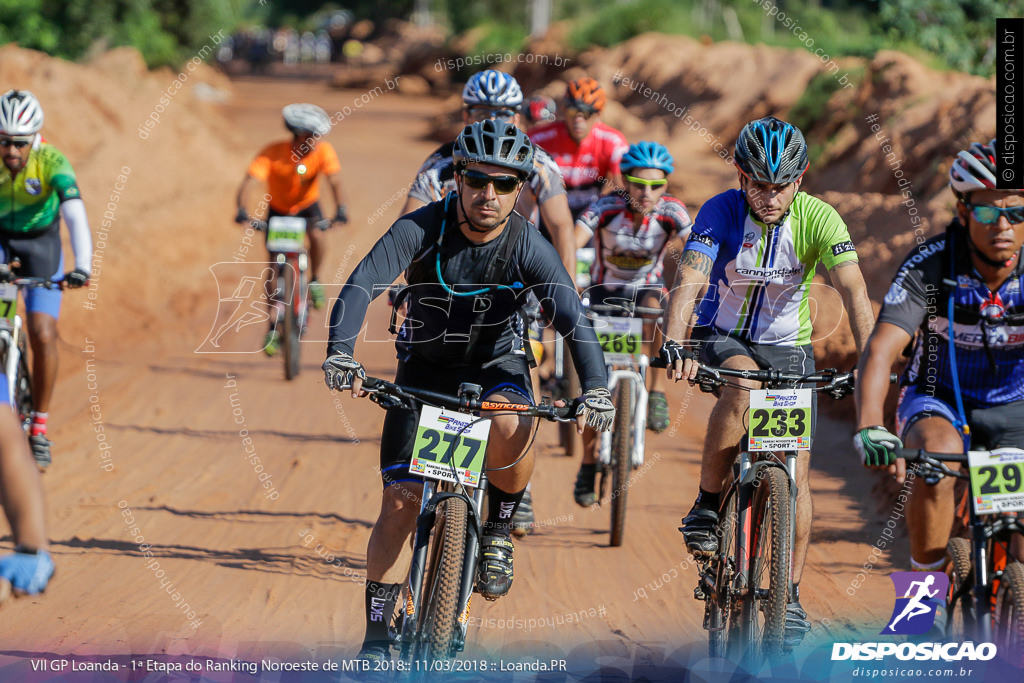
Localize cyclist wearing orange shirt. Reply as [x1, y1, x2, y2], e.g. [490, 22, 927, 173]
[235, 103, 348, 355]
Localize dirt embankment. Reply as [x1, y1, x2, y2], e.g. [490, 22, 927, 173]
[0, 44, 248, 355]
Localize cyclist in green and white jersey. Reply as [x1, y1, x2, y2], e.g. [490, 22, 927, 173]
[661, 116, 875, 646]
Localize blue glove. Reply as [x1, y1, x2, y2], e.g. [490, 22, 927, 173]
[853, 426, 903, 467]
[0, 548, 54, 595]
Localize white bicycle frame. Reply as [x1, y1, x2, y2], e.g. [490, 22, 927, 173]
[0, 313, 25, 413]
[598, 354, 649, 469]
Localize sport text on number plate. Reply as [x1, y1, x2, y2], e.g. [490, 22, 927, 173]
[747, 389, 812, 452]
[411, 405, 491, 486]
[593, 315, 642, 364]
[968, 448, 1024, 515]
[266, 216, 306, 253]
[0, 283, 17, 331]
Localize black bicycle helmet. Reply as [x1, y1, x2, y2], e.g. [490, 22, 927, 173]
[452, 119, 535, 179]
[734, 116, 809, 184]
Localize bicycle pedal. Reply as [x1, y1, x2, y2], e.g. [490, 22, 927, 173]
[693, 584, 707, 601]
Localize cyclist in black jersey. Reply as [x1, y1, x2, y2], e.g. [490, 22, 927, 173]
[323, 120, 613, 666]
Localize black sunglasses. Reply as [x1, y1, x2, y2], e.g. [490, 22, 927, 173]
[460, 169, 522, 195]
[0, 138, 30, 149]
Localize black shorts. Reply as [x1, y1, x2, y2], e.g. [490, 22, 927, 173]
[0, 219, 62, 278]
[379, 353, 533, 489]
[693, 328, 818, 437]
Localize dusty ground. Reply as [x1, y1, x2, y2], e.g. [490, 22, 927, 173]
[0, 71, 919, 682]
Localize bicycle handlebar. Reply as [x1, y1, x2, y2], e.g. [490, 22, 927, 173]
[246, 217, 331, 232]
[586, 298, 664, 318]
[0, 275, 64, 290]
[360, 376, 576, 421]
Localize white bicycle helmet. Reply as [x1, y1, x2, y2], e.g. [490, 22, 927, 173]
[0, 90, 44, 136]
[948, 139, 1022, 198]
[282, 103, 331, 136]
[462, 70, 523, 109]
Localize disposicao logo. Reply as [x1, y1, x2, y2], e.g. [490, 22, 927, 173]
[881, 571, 948, 635]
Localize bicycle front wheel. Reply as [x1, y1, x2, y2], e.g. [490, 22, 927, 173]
[281, 263, 300, 381]
[609, 384, 632, 547]
[708, 487, 738, 659]
[740, 466, 791, 659]
[15, 335, 32, 430]
[947, 536, 975, 640]
[995, 561, 1024, 665]
[419, 497, 468, 661]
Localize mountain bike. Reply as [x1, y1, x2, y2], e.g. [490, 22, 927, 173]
[358, 376, 574, 664]
[252, 216, 325, 380]
[586, 297, 663, 547]
[897, 446, 1024, 661]
[689, 364, 860, 661]
[0, 274, 62, 437]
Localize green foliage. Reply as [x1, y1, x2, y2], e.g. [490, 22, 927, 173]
[877, 0, 1019, 76]
[0, 0, 246, 68]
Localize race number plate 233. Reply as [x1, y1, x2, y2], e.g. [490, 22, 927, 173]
[968, 448, 1024, 515]
[594, 315, 642, 365]
[411, 406, 491, 487]
[747, 389, 812, 452]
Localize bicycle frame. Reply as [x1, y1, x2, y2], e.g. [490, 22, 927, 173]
[599, 356, 648, 469]
[899, 447, 1024, 643]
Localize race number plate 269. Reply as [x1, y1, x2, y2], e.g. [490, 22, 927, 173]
[747, 389, 812, 452]
[593, 315, 642, 365]
[411, 405, 491, 486]
[968, 448, 1024, 515]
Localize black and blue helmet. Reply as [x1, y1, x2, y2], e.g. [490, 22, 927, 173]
[621, 141, 674, 175]
[734, 116, 808, 184]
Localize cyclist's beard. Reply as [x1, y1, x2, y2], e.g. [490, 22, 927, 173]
[2, 155, 23, 174]
[458, 186, 523, 234]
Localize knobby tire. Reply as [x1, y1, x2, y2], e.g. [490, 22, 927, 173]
[420, 497, 468, 661]
[282, 263, 300, 380]
[741, 466, 791, 659]
[609, 384, 632, 547]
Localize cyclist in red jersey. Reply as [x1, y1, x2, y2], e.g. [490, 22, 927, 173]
[528, 77, 629, 221]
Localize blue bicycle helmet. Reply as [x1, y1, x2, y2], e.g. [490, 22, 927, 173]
[462, 70, 524, 109]
[734, 116, 808, 184]
[621, 141, 674, 175]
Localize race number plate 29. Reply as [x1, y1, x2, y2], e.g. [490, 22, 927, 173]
[747, 389, 812, 452]
[0, 283, 17, 331]
[265, 216, 306, 253]
[411, 405, 491, 486]
[593, 315, 642, 365]
[968, 448, 1024, 515]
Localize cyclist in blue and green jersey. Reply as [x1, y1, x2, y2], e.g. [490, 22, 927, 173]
[661, 116, 875, 646]
[0, 90, 92, 470]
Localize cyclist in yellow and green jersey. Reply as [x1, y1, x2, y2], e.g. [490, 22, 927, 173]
[0, 90, 92, 470]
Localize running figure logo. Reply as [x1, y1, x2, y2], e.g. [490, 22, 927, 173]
[881, 572, 949, 635]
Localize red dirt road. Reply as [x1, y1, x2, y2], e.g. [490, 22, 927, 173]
[0, 77, 906, 682]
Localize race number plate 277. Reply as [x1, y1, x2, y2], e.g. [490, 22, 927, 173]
[747, 389, 812, 452]
[968, 448, 1024, 515]
[410, 406, 491, 487]
[593, 315, 642, 365]
[0, 283, 17, 332]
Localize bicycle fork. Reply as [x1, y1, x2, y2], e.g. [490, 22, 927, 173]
[599, 362, 649, 468]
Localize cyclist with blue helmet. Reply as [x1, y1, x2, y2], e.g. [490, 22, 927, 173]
[854, 140, 1024, 625]
[401, 70, 576, 276]
[661, 116, 875, 647]
[572, 141, 693, 503]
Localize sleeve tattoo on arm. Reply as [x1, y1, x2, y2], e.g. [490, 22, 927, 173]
[680, 250, 713, 277]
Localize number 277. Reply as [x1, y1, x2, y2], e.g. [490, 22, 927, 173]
[417, 431, 482, 468]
